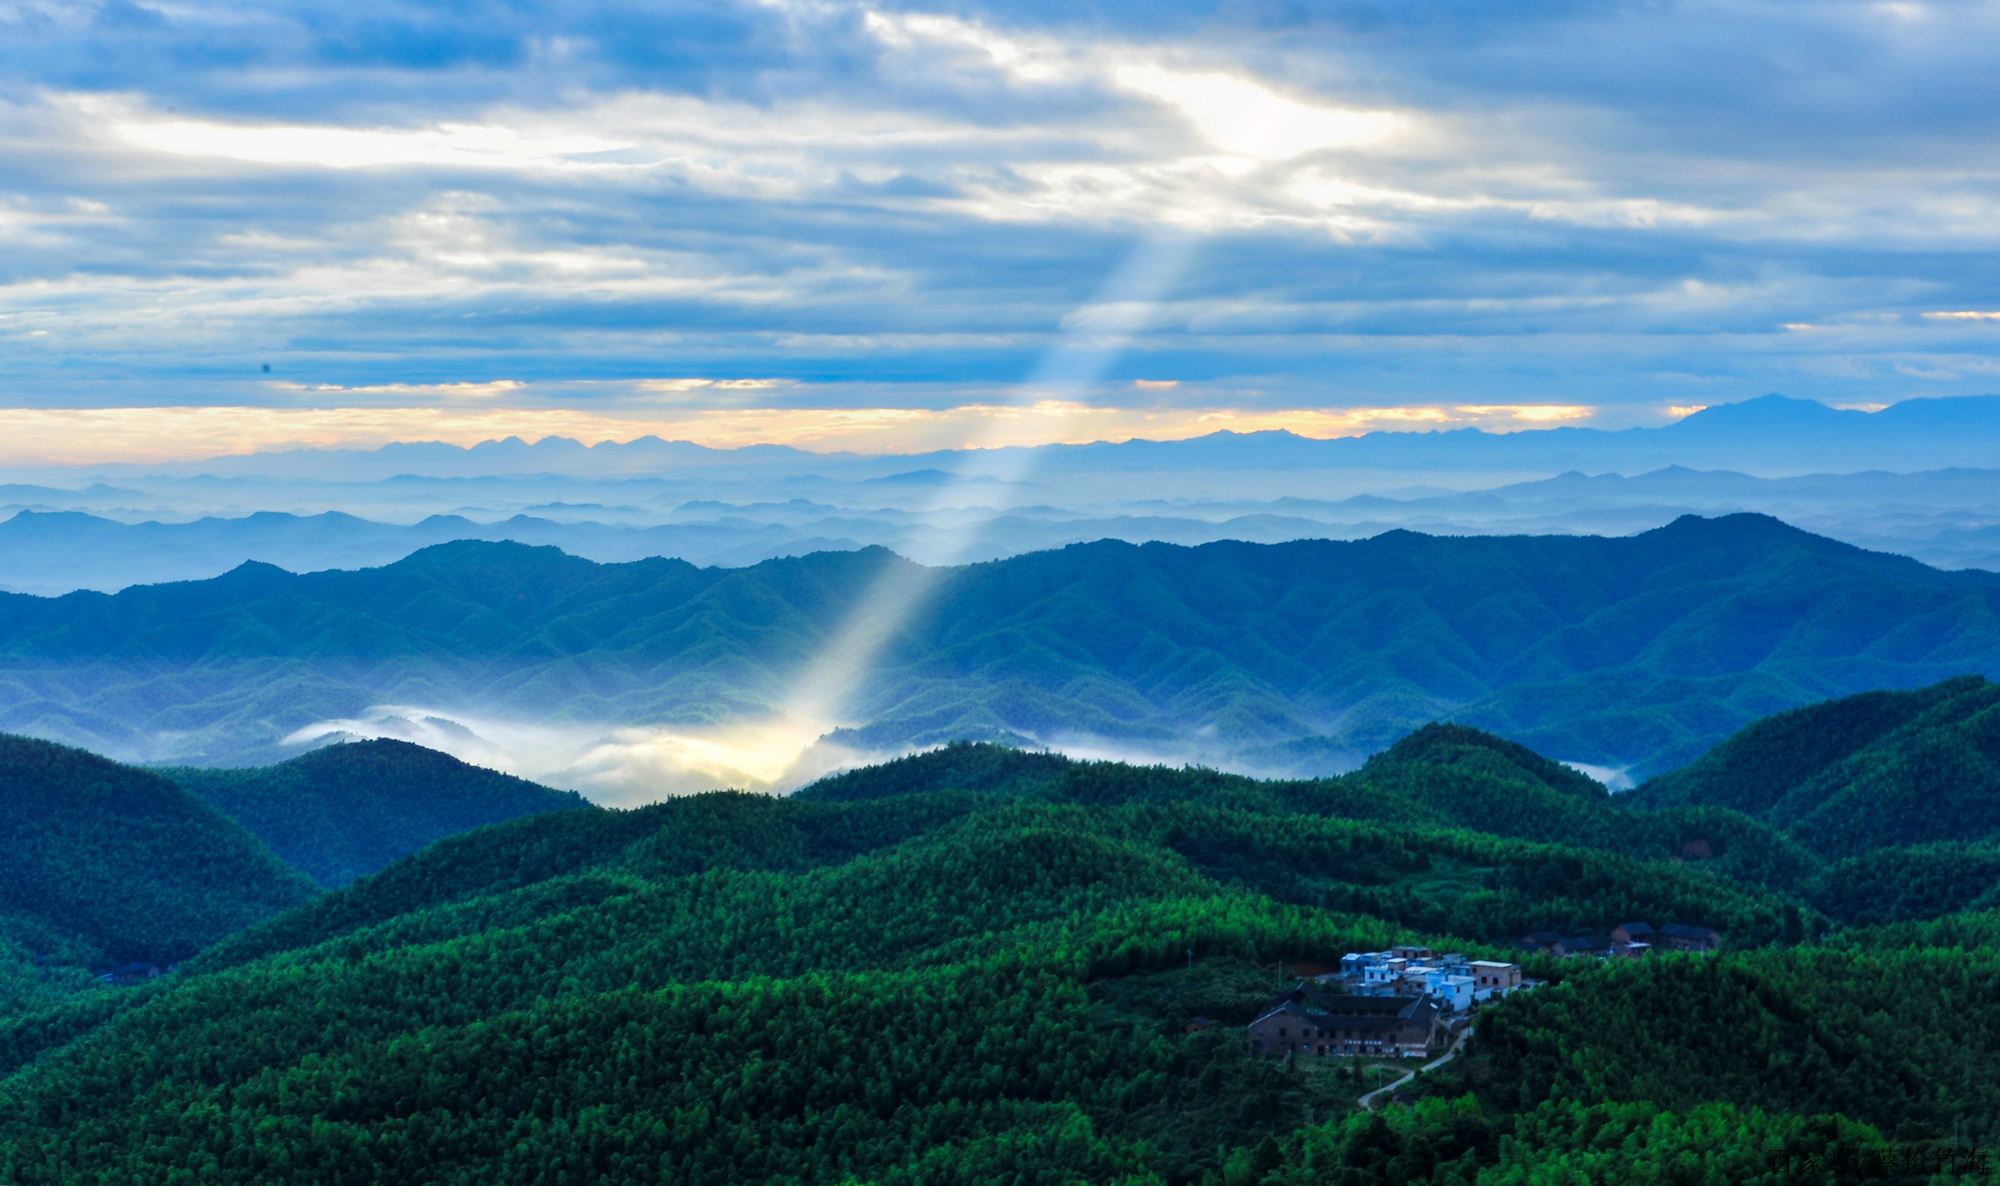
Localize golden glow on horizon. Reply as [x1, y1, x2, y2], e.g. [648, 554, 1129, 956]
[1668, 404, 1709, 418]
[1924, 311, 2000, 321]
[281, 705, 850, 803]
[0, 401, 1604, 465]
[1455, 404, 1592, 422]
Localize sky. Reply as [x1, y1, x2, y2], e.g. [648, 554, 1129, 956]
[3, 0, 2000, 461]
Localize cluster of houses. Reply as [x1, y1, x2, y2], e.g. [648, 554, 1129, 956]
[1240, 927, 1720, 1061]
[1244, 946, 1534, 1060]
[1329, 945, 1530, 1013]
[1519, 921, 1721, 960]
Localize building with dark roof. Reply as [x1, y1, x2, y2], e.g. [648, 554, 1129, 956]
[1247, 983, 1445, 1059]
[1566, 935, 1615, 957]
[1611, 922, 1657, 945]
[1520, 931, 1571, 957]
[1655, 923, 1722, 952]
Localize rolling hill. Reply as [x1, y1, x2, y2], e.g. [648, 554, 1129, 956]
[0, 735, 316, 965]
[1, 513, 1999, 779]
[165, 739, 588, 887]
[1623, 676, 2000, 923]
[1627, 674, 2000, 857]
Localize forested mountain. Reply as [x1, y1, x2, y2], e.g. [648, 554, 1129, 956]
[165, 739, 587, 887]
[2, 711, 1997, 1181]
[3, 513, 2000, 780]
[0, 735, 314, 966]
[1630, 675, 2000, 858]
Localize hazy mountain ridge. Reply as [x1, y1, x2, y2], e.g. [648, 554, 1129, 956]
[2, 514, 1998, 784]
[8, 454, 2000, 597]
[36, 394, 2000, 482]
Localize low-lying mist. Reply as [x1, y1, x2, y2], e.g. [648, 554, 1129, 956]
[281, 706, 901, 806]
[277, 706, 1616, 804]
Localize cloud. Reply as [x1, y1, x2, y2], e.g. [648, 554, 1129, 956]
[1114, 65, 1400, 160]
[0, 0, 1996, 426]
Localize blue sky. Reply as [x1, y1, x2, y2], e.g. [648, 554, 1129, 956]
[2, 0, 1999, 459]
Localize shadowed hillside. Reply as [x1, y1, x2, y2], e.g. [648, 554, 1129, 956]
[166, 739, 587, 887]
[1626, 676, 2000, 922]
[1629, 675, 2000, 857]
[0, 735, 315, 965]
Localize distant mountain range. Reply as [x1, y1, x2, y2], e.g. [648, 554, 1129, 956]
[34, 393, 2000, 481]
[3, 513, 1998, 785]
[6, 461, 2000, 597]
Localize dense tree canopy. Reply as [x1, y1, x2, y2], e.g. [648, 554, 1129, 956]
[166, 738, 586, 887]
[2, 695, 1999, 1182]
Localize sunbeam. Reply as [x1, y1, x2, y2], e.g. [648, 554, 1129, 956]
[777, 229, 1202, 761]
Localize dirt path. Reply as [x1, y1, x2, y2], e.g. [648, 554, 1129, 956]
[1356, 1025, 1471, 1111]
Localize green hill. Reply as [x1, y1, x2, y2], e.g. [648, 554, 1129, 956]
[0, 735, 315, 966]
[1628, 675, 2000, 859]
[4, 514, 2000, 777]
[164, 739, 587, 887]
[1, 709, 1998, 1181]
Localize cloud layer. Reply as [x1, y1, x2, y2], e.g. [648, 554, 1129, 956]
[3, 0, 1999, 453]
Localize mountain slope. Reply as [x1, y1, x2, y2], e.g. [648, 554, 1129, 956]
[165, 739, 588, 887]
[2, 514, 1999, 777]
[1627, 675, 2000, 858]
[0, 735, 316, 964]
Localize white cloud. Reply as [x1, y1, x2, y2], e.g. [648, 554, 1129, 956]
[1115, 65, 1399, 161]
[111, 108, 629, 172]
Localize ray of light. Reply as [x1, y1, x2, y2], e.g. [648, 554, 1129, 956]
[779, 229, 1201, 734]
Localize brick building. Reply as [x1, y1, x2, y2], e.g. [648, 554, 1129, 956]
[1247, 984, 1445, 1060]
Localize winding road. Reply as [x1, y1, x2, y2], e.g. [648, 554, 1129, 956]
[1355, 1024, 1472, 1111]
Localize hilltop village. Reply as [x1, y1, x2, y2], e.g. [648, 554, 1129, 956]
[1247, 921, 1720, 1059]
[1247, 946, 1523, 1060]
